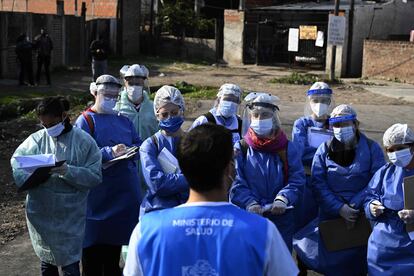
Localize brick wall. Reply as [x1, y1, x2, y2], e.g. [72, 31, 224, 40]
[0, 0, 117, 19]
[362, 40, 414, 84]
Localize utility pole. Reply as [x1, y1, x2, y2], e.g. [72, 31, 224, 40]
[346, 0, 355, 77]
[329, 0, 340, 80]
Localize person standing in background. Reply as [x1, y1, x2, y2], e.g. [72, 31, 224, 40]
[34, 28, 53, 85]
[15, 33, 35, 86]
[89, 35, 108, 81]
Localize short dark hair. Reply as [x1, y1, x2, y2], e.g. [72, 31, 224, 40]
[36, 96, 70, 117]
[177, 124, 233, 192]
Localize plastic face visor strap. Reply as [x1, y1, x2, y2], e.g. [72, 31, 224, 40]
[307, 88, 333, 96]
[248, 102, 279, 111]
[329, 114, 356, 124]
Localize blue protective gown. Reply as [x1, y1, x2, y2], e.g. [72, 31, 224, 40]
[190, 108, 241, 145]
[75, 111, 142, 247]
[139, 131, 189, 215]
[10, 126, 102, 266]
[229, 140, 305, 251]
[292, 116, 327, 231]
[364, 164, 414, 275]
[293, 133, 385, 275]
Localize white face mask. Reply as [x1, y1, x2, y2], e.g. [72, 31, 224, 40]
[310, 103, 329, 117]
[218, 100, 238, 118]
[333, 126, 355, 144]
[250, 118, 273, 136]
[45, 121, 65, 137]
[127, 85, 144, 103]
[387, 148, 413, 167]
[99, 97, 117, 114]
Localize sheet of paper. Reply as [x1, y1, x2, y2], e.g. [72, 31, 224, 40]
[263, 204, 294, 212]
[288, 28, 299, 52]
[14, 154, 56, 172]
[157, 148, 179, 174]
[316, 31, 324, 47]
[403, 175, 414, 236]
[102, 146, 139, 169]
[307, 127, 333, 149]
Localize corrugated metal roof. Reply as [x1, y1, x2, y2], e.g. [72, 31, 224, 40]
[249, 1, 379, 11]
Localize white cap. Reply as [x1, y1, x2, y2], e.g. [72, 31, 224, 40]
[217, 83, 242, 101]
[330, 104, 357, 118]
[307, 82, 333, 96]
[123, 64, 149, 79]
[383, 123, 414, 147]
[244, 92, 280, 109]
[154, 85, 185, 113]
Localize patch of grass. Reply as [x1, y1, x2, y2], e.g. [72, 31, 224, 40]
[173, 81, 217, 99]
[269, 72, 343, 85]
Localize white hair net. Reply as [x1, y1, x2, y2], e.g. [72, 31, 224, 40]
[89, 82, 97, 96]
[217, 83, 242, 101]
[307, 82, 332, 96]
[95, 74, 121, 94]
[154, 85, 185, 113]
[383, 124, 414, 147]
[242, 92, 281, 135]
[329, 104, 357, 124]
[123, 64, 149, 79]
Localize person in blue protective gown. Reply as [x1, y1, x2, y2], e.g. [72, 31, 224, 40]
[364, 123, 414, 275]
[124, 124, 299, 276]
[292, 82, 334, 273]
[10, 97, 102, 276]
[190, 83, 243, 145]
[229, 92, 305, 251]
[292, 82, 334, 231]
[293, 104, 385, 276]
[115, 64, 158, 141]
[139, 85, 189, 216]
[75, 74, 142, 276]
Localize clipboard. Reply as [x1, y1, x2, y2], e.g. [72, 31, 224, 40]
[307, 127, 333, 149]
[319, 216, 372, 252]
[403, 175, 414, 232]
[17, 160, 66, 192]
[102, 146, 139, 169]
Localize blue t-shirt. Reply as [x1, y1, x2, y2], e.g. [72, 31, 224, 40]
[124, 202, 298, 276]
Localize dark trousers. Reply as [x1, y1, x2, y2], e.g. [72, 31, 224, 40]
[82, 244, 122, 276]
[41, 261, 80, 276]
[36, 55, 51, 84]
[18, 59, 34, 85]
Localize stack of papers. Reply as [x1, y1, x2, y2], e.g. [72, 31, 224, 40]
[157, 148, 179, 174]
[14, 154, 56, 173]
[307, 127, 333, 149]
[403, 175, 414, 239]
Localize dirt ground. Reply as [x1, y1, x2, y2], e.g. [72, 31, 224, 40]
[0, 61, 412, 247]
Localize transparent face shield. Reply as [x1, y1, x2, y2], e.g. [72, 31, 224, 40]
[241, 104, 281, 136]
[304, 94, 335, 119]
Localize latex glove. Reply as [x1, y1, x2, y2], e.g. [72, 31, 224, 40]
[339, 204, 359, 222]
[398, 209, 414, 224]
[271, 199, 288, 215]
[369, 200, 385, 217]
[50, 162, 68, 176]
[247, 204, 263, 216]
[111, 144, 127, 158]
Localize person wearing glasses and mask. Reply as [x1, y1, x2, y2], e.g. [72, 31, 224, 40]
[115, 64, 158, 141]
[294, 104, 385, 276]
[364, 124, 414, 274]
[190, 83, 243, 144]
[230, 92, 305, 252]
[11, 96, 102, 276]
[75, 74, 142, 276]
[139, 85, 189, 217]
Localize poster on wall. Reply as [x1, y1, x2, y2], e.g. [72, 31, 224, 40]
[316, 31, 324, 47]
[299, 25, 317, 40]
[288, 28, 299, 52]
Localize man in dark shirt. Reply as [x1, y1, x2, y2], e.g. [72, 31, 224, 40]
[89, 35, 109, 81]
[15, 33, 34, 86]
[34, 28, 53, 85]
